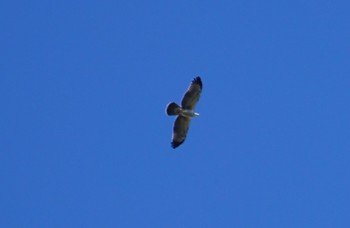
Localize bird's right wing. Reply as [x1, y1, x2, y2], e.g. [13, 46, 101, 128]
[181, 77, 203, 110]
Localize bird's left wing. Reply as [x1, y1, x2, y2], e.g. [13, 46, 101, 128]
[171, 116, 191, 148]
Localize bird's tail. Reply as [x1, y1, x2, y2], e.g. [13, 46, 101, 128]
[166, 102, 181, 116]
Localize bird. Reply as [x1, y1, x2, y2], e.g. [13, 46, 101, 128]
[166, 76, 203, 148]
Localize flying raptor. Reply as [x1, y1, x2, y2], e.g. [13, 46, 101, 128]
[166, 76, 203, 148]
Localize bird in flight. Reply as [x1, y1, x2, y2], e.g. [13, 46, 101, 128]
[166, 76, 203, 148]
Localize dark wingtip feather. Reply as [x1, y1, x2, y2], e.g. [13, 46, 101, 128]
[192, 76, 202, 89]
[171, 140, 184, 149]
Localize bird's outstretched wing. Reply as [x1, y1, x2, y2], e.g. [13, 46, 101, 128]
[181, 76, 203, 109]
[171, 116, 191, 148]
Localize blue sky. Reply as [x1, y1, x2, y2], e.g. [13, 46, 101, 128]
[1, 0, 350, 227]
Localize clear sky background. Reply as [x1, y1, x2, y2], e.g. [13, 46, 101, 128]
[1, 0, 350, 227]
